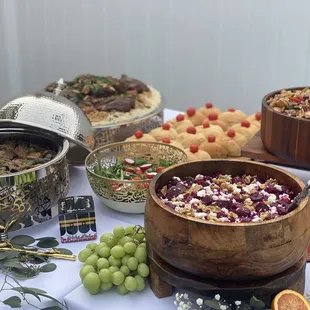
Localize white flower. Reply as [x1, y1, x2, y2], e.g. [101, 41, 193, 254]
[235, 300, 241, 306]
[220, 306, 227, 310]
[196, 298, 203, 306]
[183, 293, 189, 300]
[215, 294, 221, 301]
[174, 301, 178, 305]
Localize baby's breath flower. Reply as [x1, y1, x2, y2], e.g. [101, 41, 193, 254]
[174, 300, 178, 306]
[220, 305, 227, 310]
[215, 294, 221, 301]
[183, 293, 189, 300]
[196, 298, 203, 306]
[235, 300, 241, 306]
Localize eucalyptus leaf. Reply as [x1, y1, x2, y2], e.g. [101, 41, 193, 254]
[36, 237, 57, 242]
[2, 296, 21, 308]
[36, 239, 59, 248]
[40, 263, 57, 273]
[3, 258, 24, 269]
[10, 235, 35, 246]
[56, 248, 73, 255]
[37, 293, 63, 305]
[203, 299, 223, 310]
[11, 266, 39, 279]
[41, 307, 63, 310]
[0, 251, 19, 260]
[249, 296, 265, 308]
[11, 286, 47, 301]
[27, 254, 49, 264]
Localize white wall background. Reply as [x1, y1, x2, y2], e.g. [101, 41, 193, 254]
[1, 0, 310, 114]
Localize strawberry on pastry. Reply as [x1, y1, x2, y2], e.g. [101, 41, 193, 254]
[184, 144, 211, 161]
[218, 129, 248, 148]
[231, 120, 259, 140]
[149, 123, 178, 141]
[126, 130, 156, 142]
[207, 113, 229, 131]
[176, 126, 206, 148]
[161, 137, 184, 149]
[199, 135, 227, 158]
[184, 107, 205, 126]
[246, 112, 261, 128]
[195, 120, 224, 138]
[218, 108, 248, 127]
[171, 114, 195, 134]
[217, 129, 247, 157]
[198, 102, 222, 118]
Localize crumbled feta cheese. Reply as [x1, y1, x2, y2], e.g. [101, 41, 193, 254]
[274, 184, 282, 191]
[194, 212, 207, 219]
[176, 194, 184, 201]
[221, 208, 229, 214]
[209, 211, 217, 217]
[205, 186, 213, 195]
[175, 206, 181, 212]
[252, 217, 263, 222]
[267, 194, 277, 204]
[189, 198, 200, 205]
[173, 176, 181, 182]
[195, 174, 204, 181]
[279, 193, 290, 200]
[212, 195, 219, 201]
[219, 217, 230, 222]
[197, 189, 206, 197]
[270, 206, 277, 214]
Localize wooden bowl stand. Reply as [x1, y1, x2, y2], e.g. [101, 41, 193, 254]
[148, 246, 306, 300]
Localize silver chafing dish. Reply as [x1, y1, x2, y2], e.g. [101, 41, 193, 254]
[0, 92, 94, 228]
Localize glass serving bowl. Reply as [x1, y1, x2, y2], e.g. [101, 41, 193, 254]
[85, 141, 187, 213]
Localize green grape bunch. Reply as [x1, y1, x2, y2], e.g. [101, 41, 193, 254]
[77, 225, 149, 296]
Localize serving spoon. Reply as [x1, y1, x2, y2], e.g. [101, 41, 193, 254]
[287, 180, 310, 213]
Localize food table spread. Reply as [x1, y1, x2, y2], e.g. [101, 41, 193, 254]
[1, 108, 310, 310]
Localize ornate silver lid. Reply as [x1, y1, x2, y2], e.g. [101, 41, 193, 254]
[0, 91, 94, 164]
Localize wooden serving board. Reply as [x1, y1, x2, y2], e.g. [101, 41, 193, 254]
[148, 246, 306, 300]
[241, 132, 310, 170]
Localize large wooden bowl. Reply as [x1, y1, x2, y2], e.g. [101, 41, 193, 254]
[261, 87, 310, 168]
[145, 159, 310, 281]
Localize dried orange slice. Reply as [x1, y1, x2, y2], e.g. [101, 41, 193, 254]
[272, 290, 310, 310]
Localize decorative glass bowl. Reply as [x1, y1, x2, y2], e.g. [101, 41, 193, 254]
[85, 141, 187, 213]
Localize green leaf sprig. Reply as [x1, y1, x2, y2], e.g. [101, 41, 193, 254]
[0, 234, 75, 309]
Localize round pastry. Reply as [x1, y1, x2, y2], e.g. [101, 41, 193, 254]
[198, 102, 222, 118]
[196, 120, 224, 138]
[184, 107, 205, 126]
[149, 123, 178, 141]
[247, 111, 261, 128]
[217, 129, 247, 157]
[176, 126, 206, 148]
[126, 130, 156, 142]
[171, 114, 195, 134]
[161, 137, 184, 149]
[231, 120, 259, 140]
[218, 108, 248, 127]
[184, 144, 211, 161]
[207, 113, 229, 131]
[199, 135, 227, 158]
[218, 129, 248, 148]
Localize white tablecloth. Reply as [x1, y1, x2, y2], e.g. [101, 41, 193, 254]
[0, 109, 309, 310]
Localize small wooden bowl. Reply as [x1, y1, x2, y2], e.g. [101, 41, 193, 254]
[145, 159, 310, 281]
[261, 87, 310, 168]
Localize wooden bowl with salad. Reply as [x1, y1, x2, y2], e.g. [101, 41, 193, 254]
[85, 141, 187, 213]
[261, 86, 310, 168]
